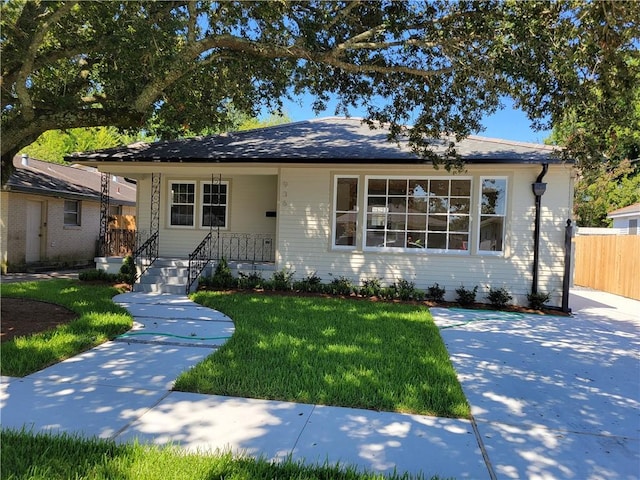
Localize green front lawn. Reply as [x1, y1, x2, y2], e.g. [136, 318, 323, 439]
[177, 292, 469, 418]
[1, 282, 464, 479]
[0, 281, 468, 417]
[0, 280, 132, 377]
[2, 429, 444, 480]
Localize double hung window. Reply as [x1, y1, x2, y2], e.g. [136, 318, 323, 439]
[333, 177, 359, 247]
[201, 181, 228, 228]
[169, 180, 229, 228]
[478, 178, 507, 252]
[169, 182, 195, 227]
[64, 200, 81, 226]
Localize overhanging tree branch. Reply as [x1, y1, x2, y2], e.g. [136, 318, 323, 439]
[15, 1, 78, 122]
[2, 0, 637, 184]
[207, 34, 454, 78]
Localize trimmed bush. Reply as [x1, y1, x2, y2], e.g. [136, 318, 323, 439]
[426, 283, 446, 302]
[326, 275, 354, 296]
[527, 291, 551, 310]
[270, 268, 295, 291]
[210, 258, 237, 289]
[455, 285, 478, 306]
[237, 271, 264, 290]
[119, 255, 136, 285]
[486, 286, 513, 308]
[294, 272, 324, 293]
[392, 279, 424, 301]
[79, 269, 119, 283]
[359, 277, 383, 298]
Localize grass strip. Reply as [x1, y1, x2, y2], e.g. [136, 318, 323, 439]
[1, 428, 448, 480]
[176, 292, 469, 418]
[0, 280, 132, 377]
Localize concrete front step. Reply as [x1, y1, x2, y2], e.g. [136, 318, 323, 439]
[133, 258, 192, 294]
[132, 258, 277, 295]
[134, 283, 188, 295]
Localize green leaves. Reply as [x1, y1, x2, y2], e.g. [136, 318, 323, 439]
[2, 0, 638, 179]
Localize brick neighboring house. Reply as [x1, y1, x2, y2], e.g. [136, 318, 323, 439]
[1, 155, 136, 273]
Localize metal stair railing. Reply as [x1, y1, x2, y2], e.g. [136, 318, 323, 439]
[187, 231, 212, 294]
[132, 230, 159, 284]
[216, 233, 275, 263]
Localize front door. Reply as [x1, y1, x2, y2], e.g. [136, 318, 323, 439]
[26, 200, 43, 262]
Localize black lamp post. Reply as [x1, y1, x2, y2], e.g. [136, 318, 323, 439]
[531, 164, 549, 295]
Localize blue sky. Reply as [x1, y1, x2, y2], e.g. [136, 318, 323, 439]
[278, 94, 552, 145]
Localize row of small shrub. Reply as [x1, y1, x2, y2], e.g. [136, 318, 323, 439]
[199, 259, 551, 309]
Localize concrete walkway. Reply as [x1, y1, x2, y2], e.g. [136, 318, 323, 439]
[433, 287, 640, 479]
[1, 286, 639, 479]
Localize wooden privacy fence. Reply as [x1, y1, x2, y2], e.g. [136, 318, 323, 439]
[574, 235, 640, 300]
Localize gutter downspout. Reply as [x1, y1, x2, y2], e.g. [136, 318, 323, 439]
[532, 163, 549, 295]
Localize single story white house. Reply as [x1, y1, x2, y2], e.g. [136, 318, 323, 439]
[69, 117, 575, 309]
[607, 203, 640, 235]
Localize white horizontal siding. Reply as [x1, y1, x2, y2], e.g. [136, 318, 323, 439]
[130, 163, 573, 307]
[277, 164, 573, 307]
[131, 174, 277, 257]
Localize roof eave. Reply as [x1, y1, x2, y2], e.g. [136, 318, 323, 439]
[72, 156, 570, 165]
[4, 185, 135, 205]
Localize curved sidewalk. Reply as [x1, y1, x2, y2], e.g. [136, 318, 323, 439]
[1, 291, 489, 479]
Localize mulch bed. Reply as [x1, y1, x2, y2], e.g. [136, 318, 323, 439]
[1, 298, 78, 342]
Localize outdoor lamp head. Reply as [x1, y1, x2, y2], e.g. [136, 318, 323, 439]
[532, 182, 547, 196]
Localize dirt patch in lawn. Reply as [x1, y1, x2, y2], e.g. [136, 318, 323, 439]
[1, 298, 78, 342]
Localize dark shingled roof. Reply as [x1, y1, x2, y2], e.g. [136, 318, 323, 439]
[4, 156, 136, 205]
[67, 117, 563, 164]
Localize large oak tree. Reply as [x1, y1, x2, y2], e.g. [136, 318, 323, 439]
[2, 0, 638, 184]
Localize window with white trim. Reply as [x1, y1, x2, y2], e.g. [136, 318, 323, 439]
[64, 200, 81, 226]
[201, 181, 228, 228]
[333, 176, 359, 247]
[478, 177, 507, 253]
[364, 177, 471, 251]
[169, 182, 195, 227]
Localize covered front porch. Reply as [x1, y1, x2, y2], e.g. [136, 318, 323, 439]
[97, 232, 276, 294]
[95, 170, 279, 293]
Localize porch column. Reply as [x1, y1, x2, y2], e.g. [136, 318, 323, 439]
[150, 172, 161, 235]
[99, 172, 110, 256]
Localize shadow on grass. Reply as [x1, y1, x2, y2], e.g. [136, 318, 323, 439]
[0, 280, 132, 377]
[1, 428, 442, 480]
[176, 292, 469, 418]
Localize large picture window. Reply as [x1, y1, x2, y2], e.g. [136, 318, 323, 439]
[169, 182, 195, 227]
[201, 181, 228, 228]
[333, 176, 359, 247]
[478, 177, 507, 253]
[364, 177, 471, 251]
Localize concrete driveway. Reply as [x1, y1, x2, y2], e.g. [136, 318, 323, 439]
[431, 287, 640, 479]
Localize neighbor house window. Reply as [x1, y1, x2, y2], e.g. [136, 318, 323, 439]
[364, 177, 471, 251]
[333, 176, 359, 247]
[64, 200, 80, 226]
[169, 182, 195, 227]
[201, 181, 228, 228]
[478, 177, 507, 253]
